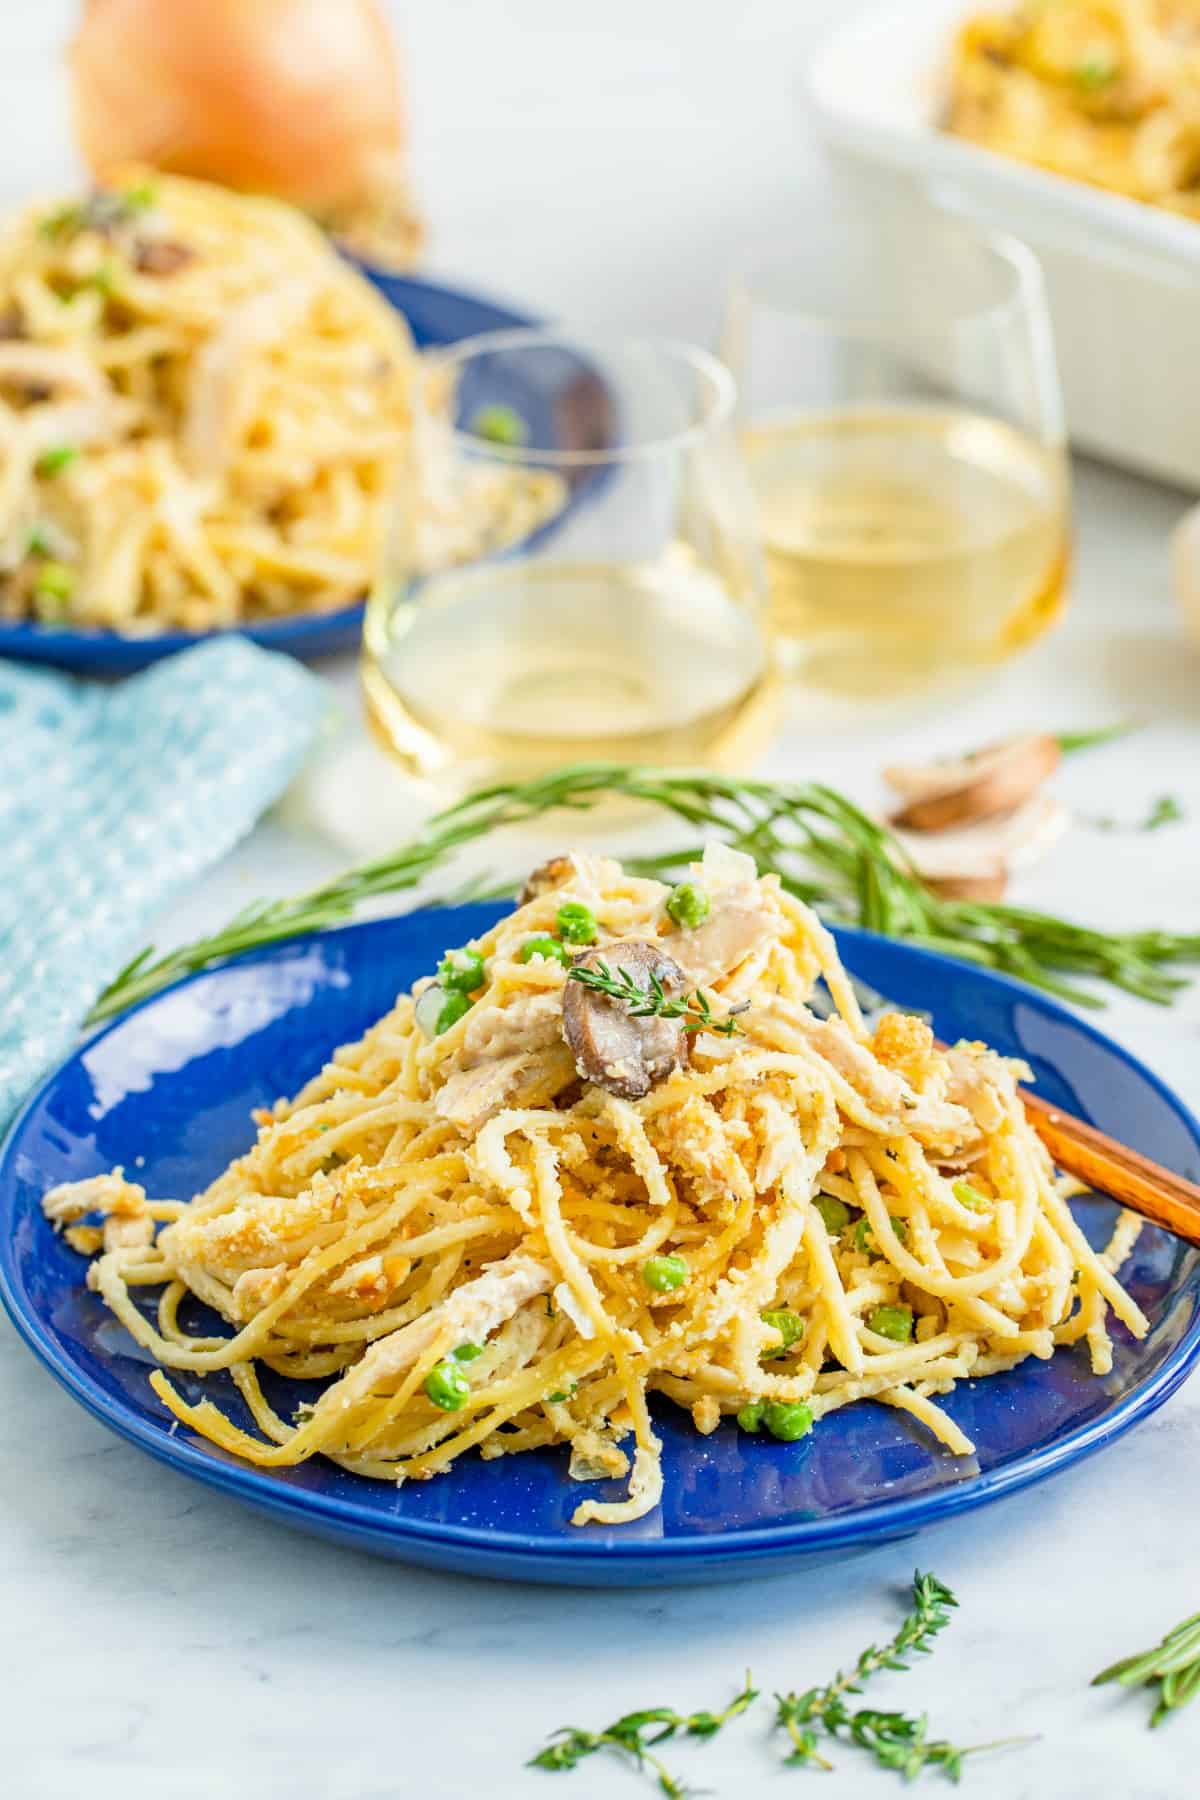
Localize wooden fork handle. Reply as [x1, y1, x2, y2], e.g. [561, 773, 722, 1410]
[1020, 1088, 1200, 1249]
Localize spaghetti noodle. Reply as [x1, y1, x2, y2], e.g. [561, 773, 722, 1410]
[43, 847, 1148, 1526]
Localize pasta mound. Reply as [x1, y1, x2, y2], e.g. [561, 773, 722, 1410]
[0, 172, 557, 633]
[946, 2, 1200, 217]
[44, 847, 1148, 1526]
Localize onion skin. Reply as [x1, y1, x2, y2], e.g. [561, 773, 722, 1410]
[70, 0, 407, 214]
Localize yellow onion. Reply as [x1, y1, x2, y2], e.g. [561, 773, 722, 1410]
[69, 0, 409, 216]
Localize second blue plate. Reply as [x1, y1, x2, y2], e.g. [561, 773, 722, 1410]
[0, 272, 535, 673]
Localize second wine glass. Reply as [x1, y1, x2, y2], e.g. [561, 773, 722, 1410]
[363, 330, 778, 788]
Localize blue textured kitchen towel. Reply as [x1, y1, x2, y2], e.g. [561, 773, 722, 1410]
[0, 638, 328, 1125]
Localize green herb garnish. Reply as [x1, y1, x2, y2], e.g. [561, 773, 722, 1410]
[775, 1571, 968, 1773]
[1143, 795, 1185, 831]
[86, 764, 1200, 1025]
[530, 1673, 758, 1794]
[1094, 1610, 1200, 1726]
[568, 959, 744, 1037]
[1056, 722, 1133, 753]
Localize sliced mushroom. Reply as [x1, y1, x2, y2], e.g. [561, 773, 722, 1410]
[562, 939, 689, 1101]
[893, 793, 1069, 902]
[884, 733, 1061, 832]
[133, 237, 194, 277]
[519, 853, 579, 905]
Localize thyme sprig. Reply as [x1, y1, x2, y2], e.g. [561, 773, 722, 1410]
[567, 959, 745, 1036]
[530, 1673, 758, 1795]
[1093, 1609, 1200, 1726]
[89, 762, 1200, 1025]
[775, 1571, 961, 1772]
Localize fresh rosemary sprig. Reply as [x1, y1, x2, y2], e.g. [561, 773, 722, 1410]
[775, 1571, 960, 1772]
[1056, 722, 1134, 754]
[89, 762, 1200, 1024]
[567, 960, 745, 1036]
[1093, 1609, 1200, 1726]
[530, 1673, 758, 1796]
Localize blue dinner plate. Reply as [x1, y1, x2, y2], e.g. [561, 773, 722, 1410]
[2, 906, 1199, 1586]
[0, 272, 536, 674]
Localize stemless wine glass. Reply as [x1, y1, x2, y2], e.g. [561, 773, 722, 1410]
[362, 330, 777, 788]
[721, 212, 1071, 701]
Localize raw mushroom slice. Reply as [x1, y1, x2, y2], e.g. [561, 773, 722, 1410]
[562, 939, 689, 1101]
[892, 793, 1069, 901]
[884, 733, 1061, 832]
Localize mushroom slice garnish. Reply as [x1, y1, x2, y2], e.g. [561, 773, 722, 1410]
[884, 733, 1061, 832]
[562, 939, 689, 1101]
[892, 793, 1069, 902]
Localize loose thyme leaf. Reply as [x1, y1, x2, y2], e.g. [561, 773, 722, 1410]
[774, 1571, 960, 1772]
[530, 1674, 757, 1794]
[1093, 1609, 1200, 1727]
[1143, 795, 1185, 831]
[567, 960, 744, 1037]
[88, 764, 1200, 1024]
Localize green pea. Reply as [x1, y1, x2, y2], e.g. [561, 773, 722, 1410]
[435, 990, 472, 1034]
[736, 1401, 765, 1434]
[36, 445, 78, 478]
[452, 1342, 484, 1362]
[555, 901, 598, 945]
[855, 1214, 908, 1257]
[424, 1358, 470, 1411]
[642, 1253, 688, 1293]
[471, 404, 528, 446]
[952, 1179, 988, 1211]
[122, 181, 158, 211]
[517, 935, 570, 966]
[32, 559, 75, 600]
[814, 1194, 851, 1236]
[438, 947, 486, 993]
[763, 1400, 814, 1442]
[760, 1308, 805, 1360]
[665, 882, 711, 930]
[867, 1303, 914, 1343]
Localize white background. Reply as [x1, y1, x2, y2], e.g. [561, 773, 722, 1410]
[3, 4, 1200, 1798]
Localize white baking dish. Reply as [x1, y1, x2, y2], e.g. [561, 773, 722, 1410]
[807, 0, 1200, 490]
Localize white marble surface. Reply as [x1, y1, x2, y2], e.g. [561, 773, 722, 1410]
[4, 5, 1200, 1798]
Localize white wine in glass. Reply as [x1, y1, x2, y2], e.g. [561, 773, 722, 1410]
[724, 219, 1071, 700]
[363, 332, 777, 787]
